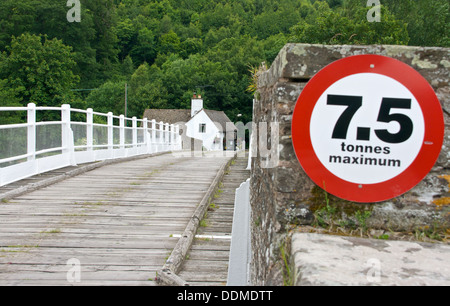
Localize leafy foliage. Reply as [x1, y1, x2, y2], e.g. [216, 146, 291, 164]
[0, 33, 79, 107]
[0, 0, 447, 123]
[289, 1, 409, 45]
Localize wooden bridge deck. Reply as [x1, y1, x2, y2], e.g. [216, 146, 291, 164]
[0, 152, 237, 286]
[178, 157, 250, 286]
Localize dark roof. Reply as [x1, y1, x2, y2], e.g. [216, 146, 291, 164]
[143, 108, 237, 132]
[203, 110, 237, 132]
[143, 109, 191, 125]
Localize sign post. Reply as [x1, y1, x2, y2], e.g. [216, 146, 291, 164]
[292, 55, 444, 203]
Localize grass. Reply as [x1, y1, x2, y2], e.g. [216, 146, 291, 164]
[310, 185, 375, 237]
[141, 169, 161, 178]
[355, 210, 372, 232]
[254, 216, 261, 227]
[313, 189, 337, 228]
[209, 202, 219, 210]
[76, 201, 105, 207]
[305, 186, 449, 243]
[376, 234, 391, 240]
[280, 241, 294, 286]
[414, 223, 448, 242]
[63, 212, 87, 217]
[0, 245, 39, 253]
[214, 189, 223, 199]
[40, 228, 61, 234]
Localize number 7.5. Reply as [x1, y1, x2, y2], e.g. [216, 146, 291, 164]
[327, 95, 413, 144]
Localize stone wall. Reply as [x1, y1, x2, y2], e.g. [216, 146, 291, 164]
[250, 44, 449, 285]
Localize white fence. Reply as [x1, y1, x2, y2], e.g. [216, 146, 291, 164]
[227, 178, 252, 286]
[0, 103, 182, 187]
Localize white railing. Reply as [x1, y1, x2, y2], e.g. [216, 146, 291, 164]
[0, 103, 182, 187]
[227, 178, 252, 286]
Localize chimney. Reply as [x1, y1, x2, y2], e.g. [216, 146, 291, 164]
[191, 93, 203, 117]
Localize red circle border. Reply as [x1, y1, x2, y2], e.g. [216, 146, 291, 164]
[291, 55, 445, 203]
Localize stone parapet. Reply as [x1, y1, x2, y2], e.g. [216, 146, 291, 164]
[250, 44, 449, 285]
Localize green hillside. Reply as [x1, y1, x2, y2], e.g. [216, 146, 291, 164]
[0, 0, 448, 123]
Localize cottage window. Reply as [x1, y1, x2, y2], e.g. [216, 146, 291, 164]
[199, 123, 206, 133]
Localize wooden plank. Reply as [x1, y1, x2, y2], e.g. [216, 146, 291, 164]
[178, 271, 229, 282]
[0, 271, 158, 281]
[0, 279, 157, 286]
[176, 157, 250, 286]
[0, 153, 233, 286]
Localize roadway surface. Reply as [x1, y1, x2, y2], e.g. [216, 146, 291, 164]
[0, 152, 240, 286]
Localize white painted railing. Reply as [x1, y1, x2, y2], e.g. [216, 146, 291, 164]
[227, 178, 252, 286]
[0, 103, 182, 187]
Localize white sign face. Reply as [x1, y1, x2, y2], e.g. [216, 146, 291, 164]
[309, 73, 425, 185]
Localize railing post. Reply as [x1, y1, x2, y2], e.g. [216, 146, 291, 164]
[152, 119, 157, 152]
[165, 123, 170, 149]
[61, 104, 76, 165]
[120, 114, 125, 150]
[132, 116, 137, 150]
[159, 121, 164, 147]
[107, 112, 113, 157]
[173, 125, 177, 150]
[178, 125, 182, 150]
[143, 118, 149, 152]
[175, 125, 181, 150]
[86, 108, 93, 152]
[61, 104, 70, 152]
[169, 124, 174, 149]
[27, 103, 36, 162]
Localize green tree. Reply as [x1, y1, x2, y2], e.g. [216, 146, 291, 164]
[0, 0, 35, 51]
[250, 0, 304, 39]
[0, 33, 79, 108]
[0, 79, 24, 124]
[128, 62, 169, 114]
[0, 0, 107, 89]
[85, 0, 119, 65]
[115, 17, 136, 61]
[120, 55, 135, 79]
[289, 1, 409, 45]
[131, 28, 157, 64]
[85, 81, 127, 116]
[2, 0, 445, 126]
[384, 0, 449, 47]
[159, 30, 181, 55]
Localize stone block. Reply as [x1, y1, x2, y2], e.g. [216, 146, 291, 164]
[292, 233, 450, 286]
[250, 43, 449, 286]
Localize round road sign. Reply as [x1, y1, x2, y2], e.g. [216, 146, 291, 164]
[292, 54, 444, 203]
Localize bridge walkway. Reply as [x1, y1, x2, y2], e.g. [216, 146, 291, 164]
[0, 152, 235, 286]
[177, 156, 250, 286]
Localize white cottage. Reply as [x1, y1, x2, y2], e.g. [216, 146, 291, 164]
[143, 95, 238, 151]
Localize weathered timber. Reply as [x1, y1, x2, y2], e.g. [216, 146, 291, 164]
[176, 157, 251, 286]
[0, 152, 233, 286]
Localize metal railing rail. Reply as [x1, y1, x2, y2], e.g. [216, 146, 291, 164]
[0, 103, 181, 187]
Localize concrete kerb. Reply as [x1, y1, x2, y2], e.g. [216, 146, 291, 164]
[0, 151, 176, 202]
[157, 152, 238, 286]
